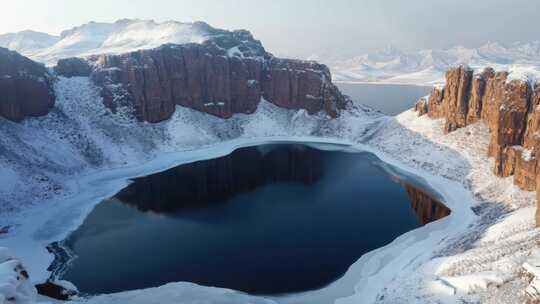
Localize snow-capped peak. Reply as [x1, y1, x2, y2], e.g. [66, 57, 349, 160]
[0, 19, 223, 65]
[0, 30, 59, 56]
[330, 41, 540, 85]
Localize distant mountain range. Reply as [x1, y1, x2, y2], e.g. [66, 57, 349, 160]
[328, 43, 540, 85]
[0, 19, 223, 65]
[2, 21, 540, 86]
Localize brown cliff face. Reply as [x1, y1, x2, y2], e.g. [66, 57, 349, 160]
[76, 31, 347, 123]
[414, 65, 540, 226]
[442, 66, 473, 133]
[466, 68, 494, 124]
[0, 47, 55, 122]
[426, 87, 445, 119]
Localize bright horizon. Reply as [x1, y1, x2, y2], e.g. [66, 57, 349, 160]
[2, 0, 540, 59]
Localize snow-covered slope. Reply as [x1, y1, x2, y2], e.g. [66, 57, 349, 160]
[330, 42, 540, 85]
[0, 19, 221, 65]
[0, 31, 59, 58]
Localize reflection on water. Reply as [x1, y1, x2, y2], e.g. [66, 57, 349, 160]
[402, 182, 451, 225]
[55, 144, 450, 295]
[117, 145, 323, 212]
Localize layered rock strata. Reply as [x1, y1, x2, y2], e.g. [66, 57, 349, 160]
[414, 66, 540, 226]
[0, 47, 55, 122]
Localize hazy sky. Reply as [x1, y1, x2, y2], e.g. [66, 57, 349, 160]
[1, 0, 540, 59]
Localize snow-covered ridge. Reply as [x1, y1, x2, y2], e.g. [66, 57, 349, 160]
[0, 19, 243, 65]
[0, 31, 59, 58]
[330, 42, 540, 85]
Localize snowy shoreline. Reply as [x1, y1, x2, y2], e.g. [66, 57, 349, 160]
[2, 136, 355, 284]
[1, 77, 538, 303]
[3, 134, 477, 304]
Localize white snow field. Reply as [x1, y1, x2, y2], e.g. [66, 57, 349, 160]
[0, 19, 216, 65]
[0, 75, 539, 304]
[330, 42, 540, 85]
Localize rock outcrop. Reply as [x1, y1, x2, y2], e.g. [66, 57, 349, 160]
[54, 57, 92, 78]
[0, 47, 55, 122]
[414, 65, 540, 226]
[442, 66, 473, 133]
[56, 27, 347, 123]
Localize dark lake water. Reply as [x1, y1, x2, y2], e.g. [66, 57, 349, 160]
[54, 144, 449, 295]
[336, 83, 431, 115]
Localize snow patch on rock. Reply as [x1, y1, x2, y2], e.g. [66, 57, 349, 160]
[0, 248, 36, 304]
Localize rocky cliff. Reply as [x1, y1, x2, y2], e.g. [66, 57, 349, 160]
[0, 47, 55, 122]
[55, 29, 348, 122]
[414, 66, 540, 226]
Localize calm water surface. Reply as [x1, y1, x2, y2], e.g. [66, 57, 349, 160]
[55, 144, 449, 295]
[337, 83, 431, 115]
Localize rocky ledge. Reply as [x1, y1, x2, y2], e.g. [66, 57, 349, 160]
[55, 28, 348, 122]
[0, 47, 55, 122]
[414, 66, 540, 226]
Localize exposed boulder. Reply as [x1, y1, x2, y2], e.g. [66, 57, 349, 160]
[54, 57, 92, 77]
[0, 47, 55, 122]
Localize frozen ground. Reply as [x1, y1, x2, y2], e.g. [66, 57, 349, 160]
[0, 76, 539, 303]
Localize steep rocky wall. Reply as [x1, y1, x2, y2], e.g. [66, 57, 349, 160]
[414, 66, 540, 226]
[56, 36, 348, 123]
[0, 47, 55, 122]
[88, 46, 346, 122]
